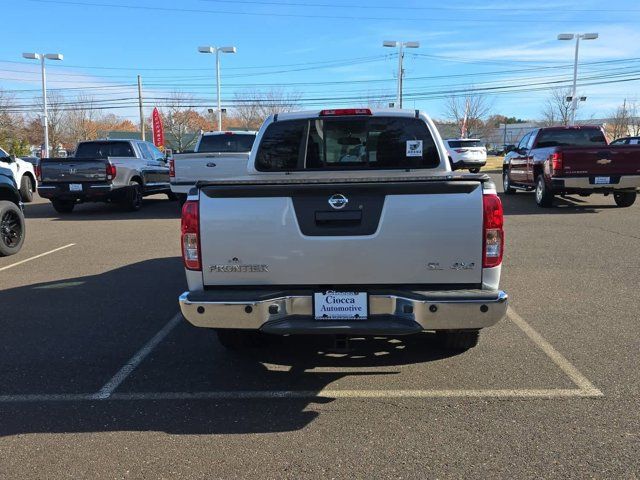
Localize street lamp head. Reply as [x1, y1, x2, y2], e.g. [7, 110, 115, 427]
[22, 52, 41, 60]
[198, 46, 215, 54]
[581, 33, 599, 40]
[44, 53, 63, 61]
[383, 40, 398, 48]
[404, 41, 420, 48]
[219, 46, 237, 54]
[557, 33, 575, 40]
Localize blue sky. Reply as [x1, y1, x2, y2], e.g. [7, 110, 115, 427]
[2, 0, 639, 122]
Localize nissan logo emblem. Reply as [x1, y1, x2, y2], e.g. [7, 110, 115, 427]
[328, 193, 348, 210]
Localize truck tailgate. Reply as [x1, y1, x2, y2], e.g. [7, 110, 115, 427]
[40, 158, 108, 182]
[561, 146, 640, 176]
[173, 152, 249, 184]
[199, 180, 484, 287]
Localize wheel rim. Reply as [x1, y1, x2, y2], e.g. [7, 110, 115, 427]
[1, 210, 22, 248]
[536, 180, 543, 203]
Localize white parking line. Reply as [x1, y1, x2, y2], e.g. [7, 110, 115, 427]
[0, 307, 603, 403]
[95, 312, 183, 399]
[0, 388, 599, 403]
[507, 307, 603, 396]
[0, 243, 75, 272]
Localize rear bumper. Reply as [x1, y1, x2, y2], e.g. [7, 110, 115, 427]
[179, 289, 508, 335]
[38, 182, 116, 200]
[552, 175, 640, 191]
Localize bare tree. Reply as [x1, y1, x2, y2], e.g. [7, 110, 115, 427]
[628, 100, 640, 136]
[0, 89, 17, 150]
[160, 92, 209, 151]
[540, 88, 575, 126]
[444, 93, 492, 139]
[41, 91, 69, 154]
[231, 88, 301, 130]
[65, 94, 97, 143]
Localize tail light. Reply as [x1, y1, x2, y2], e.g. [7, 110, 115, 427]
[181, 200, 201, 271]
[319, 108, 372, 116]
[550, 152, 563, 175]
[483, 193, 504, 268]
[106, 163, 117, 181]
[35, 164, 41, 182]
[169, 158, 175, 178]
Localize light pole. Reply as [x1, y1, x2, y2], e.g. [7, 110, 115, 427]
[22, 52, 63, 157]
[557, 33, 598, 124]
[198, 45, 237, 131]
[383, 40, 419, 108]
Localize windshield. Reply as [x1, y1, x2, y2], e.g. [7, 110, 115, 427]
[536, 129, 607, 148]
[75, 141, 135, 158]
[447, 140, 483, 148]
[256, 116, 439, 171]
[197, 134, 256, 153]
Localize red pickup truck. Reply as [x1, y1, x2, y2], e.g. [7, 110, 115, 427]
[502, 126, 640, 207]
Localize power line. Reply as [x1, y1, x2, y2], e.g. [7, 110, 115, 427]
[26, 0, 640, 24]
[200, 0, 640, 13]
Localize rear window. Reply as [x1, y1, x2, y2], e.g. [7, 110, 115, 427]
[535, 129, 607, 148]
[256, 117, 440, 171]
[447, 140, 483, 148]
[75, 141, 135, 158]
[197, 134, 256, 153]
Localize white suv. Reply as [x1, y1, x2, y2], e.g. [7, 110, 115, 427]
[0, 147, 37, 202]
[444, 139, 487, 173]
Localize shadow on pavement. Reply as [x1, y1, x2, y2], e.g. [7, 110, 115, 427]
[23, 195, 180, 221]
[501, 192, 619, 216]
[0, 257, 463, 436]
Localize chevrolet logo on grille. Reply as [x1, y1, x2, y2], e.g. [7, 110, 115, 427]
[596, 158, 612, 165]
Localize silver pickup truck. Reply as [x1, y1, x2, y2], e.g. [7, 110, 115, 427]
[38, 139, 174, 213]
[179, 108, 507, 351]
[169, 131, 256, 204]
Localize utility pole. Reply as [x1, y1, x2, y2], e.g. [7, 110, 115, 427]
[397, 43, 404, 109]
[137, 75, 145, 141]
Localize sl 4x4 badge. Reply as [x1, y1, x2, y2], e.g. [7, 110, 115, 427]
[451, 262, 475, 270]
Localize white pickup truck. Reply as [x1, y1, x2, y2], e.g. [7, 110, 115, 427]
[178, 108, 507, 351]
[169, 130, 256, 203]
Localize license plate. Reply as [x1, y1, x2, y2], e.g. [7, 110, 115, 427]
[594, 176, 610, 184]
[314, 291, 368, 320]
[69, 184, 83, 192]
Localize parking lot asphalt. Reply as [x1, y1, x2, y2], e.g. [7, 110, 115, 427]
[0, 175, 639, 479]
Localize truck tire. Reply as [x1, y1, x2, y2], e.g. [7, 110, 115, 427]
[435, 329, 480, 351]
[19, 176, 34, 203]
[535, 175, 554, 207]
[216, 329, 265, 350]
[502, 170, 516, 194]
[166, 192, 178, 201]
[0, 201, 25, 257]
[51, 199, 75, 213]
[613, 191, 636, 208]
[124, 180, 143, 211]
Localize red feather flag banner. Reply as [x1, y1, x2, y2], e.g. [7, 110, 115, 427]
[152, 107, 165, 150]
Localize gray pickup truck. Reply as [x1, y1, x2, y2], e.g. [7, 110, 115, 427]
[179, 108, 508, 352]
[38, 140, 174, 213]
